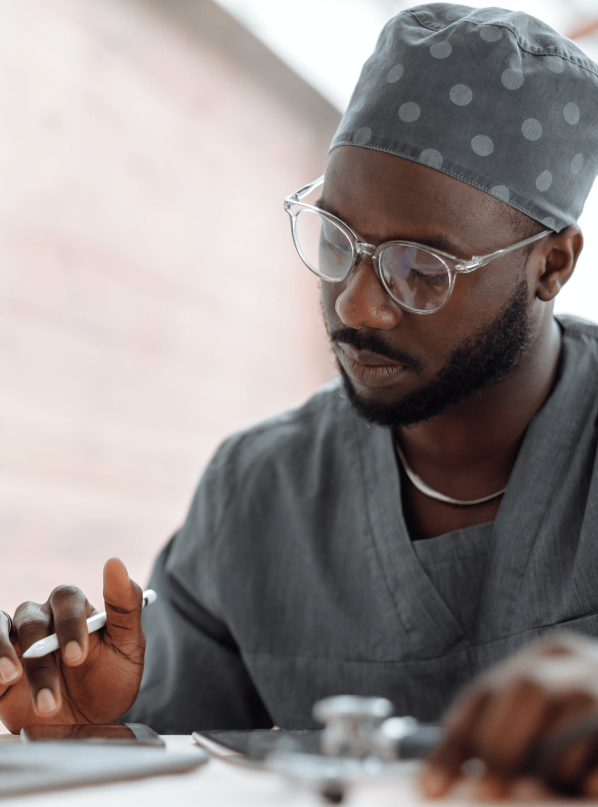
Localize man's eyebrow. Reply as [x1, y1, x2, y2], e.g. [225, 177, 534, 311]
[314, 196, 468, 257]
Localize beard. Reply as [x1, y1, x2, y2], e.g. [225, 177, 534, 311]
[330, 274, 533, 428]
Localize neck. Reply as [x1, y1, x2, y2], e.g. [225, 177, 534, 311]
[397, 316, 561, 498]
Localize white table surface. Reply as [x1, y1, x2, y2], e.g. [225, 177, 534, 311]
[0, 734, 577, 806]
[0, 734, 419, 807]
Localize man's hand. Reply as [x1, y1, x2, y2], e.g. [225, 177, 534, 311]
[422, 633, 598, 799]
[0, 558, 145, 734]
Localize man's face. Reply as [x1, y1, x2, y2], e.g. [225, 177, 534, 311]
[320, 146, 539, 427]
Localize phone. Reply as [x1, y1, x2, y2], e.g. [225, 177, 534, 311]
[20, 723, 165, 747]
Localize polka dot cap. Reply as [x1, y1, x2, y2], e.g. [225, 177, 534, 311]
[330, 3, 598, 232]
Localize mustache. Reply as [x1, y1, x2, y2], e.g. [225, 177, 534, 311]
[329, 328, 423, 371]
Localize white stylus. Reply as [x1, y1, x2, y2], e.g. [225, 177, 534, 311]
[22, 589, 158, 660]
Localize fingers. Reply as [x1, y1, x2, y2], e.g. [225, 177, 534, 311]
[421, 688, 489, 797]
[584, 765, 598, 797]
[420, 635, 598, 799]
[469, 678, 551, 778]
[102, 558, 144, 650]
[13, 601, 62, 717]
[422, 682, 598, 799]
[49, 586, 93, 667]
[534, 702, 598, 793]
[0, 610, 22, 688]
[0, 563, 142, 730]
[422, 681, 591, 796]
[550, 736, 596, 792]
[13, 585, 93, 717]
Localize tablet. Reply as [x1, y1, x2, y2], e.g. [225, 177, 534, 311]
[0, 742, 208, 798]
[193, 724, 443, 762]
[193, 728, 322, 761]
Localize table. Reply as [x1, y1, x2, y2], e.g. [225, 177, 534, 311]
[0, 734, 570, 806]
[0, 734, 432, 807]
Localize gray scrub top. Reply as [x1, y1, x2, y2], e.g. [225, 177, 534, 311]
[125, 316, 598, 733]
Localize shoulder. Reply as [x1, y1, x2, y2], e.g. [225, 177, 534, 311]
[557, 314, 598, 347]
[182, 379, 356, 536]
[166, 380, 358, 605]
[209, 379, 353, 485]
[557, 315, 598, 373]
[555, 315, 598, 398]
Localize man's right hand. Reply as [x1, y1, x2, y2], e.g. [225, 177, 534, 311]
[0, 558, 145, 734]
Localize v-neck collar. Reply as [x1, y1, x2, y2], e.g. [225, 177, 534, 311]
[352, 318, 598, 656]
[354, 416, 471, 658]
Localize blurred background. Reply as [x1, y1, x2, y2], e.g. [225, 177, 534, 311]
[0, 0, 597, 624]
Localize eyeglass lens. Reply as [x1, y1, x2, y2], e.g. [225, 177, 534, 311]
[293, 209, 452, 312]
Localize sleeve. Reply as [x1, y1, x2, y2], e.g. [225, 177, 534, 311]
[122, 438, 273, 734]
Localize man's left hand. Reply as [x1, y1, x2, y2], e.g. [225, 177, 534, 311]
[421, 633, 598, 798]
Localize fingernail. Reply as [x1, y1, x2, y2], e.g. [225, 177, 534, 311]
[421, 768, 452, 798]
[480, 776, 509, 800]
[36, 688, 57, 713]
[63, 640, 82, 663]
[585, 773, 598, 798]
[0, 657, 18, 684]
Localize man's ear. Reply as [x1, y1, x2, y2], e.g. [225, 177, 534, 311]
[535, 226, 583, 302]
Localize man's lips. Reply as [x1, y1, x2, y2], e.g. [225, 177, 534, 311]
[336, 342, 408, 388]
[337, 343, 403, 367]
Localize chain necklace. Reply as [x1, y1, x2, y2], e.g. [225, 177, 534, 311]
[395, 442, 507, 507]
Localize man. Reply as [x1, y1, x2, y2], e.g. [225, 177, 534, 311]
[2, 1, 598, 795]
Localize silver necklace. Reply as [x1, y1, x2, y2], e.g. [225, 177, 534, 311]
[395, 442, 507, 506]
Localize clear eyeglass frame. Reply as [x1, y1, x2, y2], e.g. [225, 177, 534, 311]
[284, 175, 552, 315]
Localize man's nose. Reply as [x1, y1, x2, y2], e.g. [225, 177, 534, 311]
[334, 257, 403, 330]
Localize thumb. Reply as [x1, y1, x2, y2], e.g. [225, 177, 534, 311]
[102, 558, 144, 646]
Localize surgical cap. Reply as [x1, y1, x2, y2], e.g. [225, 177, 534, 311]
[329, 4, 598, 232]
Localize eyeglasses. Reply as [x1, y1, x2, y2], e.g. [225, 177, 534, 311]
[284, 175, 551, 315]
